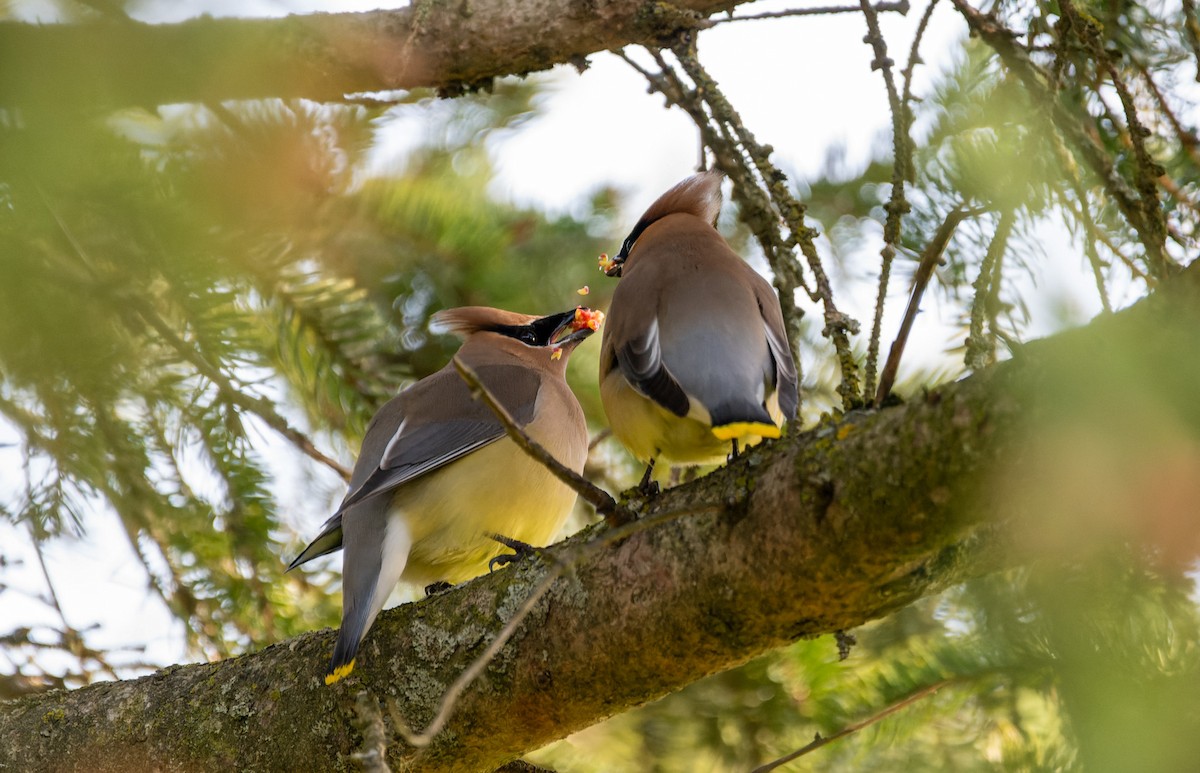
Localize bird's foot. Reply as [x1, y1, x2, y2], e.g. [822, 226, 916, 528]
[487, 533, 540, 572]
[637, 461, 660, 498]
[726, 438, 741, 463]
[424, 581, 452, 597]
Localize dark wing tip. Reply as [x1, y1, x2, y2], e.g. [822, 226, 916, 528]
[636, 364, 691, 417]
[287, 514, 344, 572]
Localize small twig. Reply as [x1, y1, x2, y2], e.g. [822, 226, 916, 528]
[1044, 126, 1150, 288]
[25, 524, 96, 681]
[1181, 0, 1200, 83]
[452, 356, 628, 524]
[1133, 60, 1200, 164]
[587, 427, 612, 452]
[964, 209, 1015, 372]
[640, 41, 864, 408]
[712, 1, 909, 24]
[751, 679, 957, 772]
[1053, 184, 1112, 313]
[350, 691, 393, 773]
[860, 0, 916, 401]
[395, 560, 567, 749]
[950, 0, 1173, 279]
[900, 0, 940, 110]
[131, 306, 352, 480]
[392, 501, 722, 750]
[1158, 173, 1200, 221]
[1061, 0, 1167, 272]
[875, 207, 976, 406]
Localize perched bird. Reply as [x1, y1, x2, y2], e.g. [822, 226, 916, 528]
[289, 305, 603, 684]
[598, 171, 798, 481]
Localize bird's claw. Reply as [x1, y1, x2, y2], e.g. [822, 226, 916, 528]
[424, 581, 452, 597]
[487, 533, 539, 572]
[637, 460, 660, 497]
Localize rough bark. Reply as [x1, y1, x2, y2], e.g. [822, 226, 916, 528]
[0, 376, 1000, 773]
[4, 263, 1197, 771]
[0, 0, 744, 109]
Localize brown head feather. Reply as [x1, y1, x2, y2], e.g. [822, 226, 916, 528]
[612, 172, 724, 267]
[430, 307, 539, 338]
[638, 171, 723, 229]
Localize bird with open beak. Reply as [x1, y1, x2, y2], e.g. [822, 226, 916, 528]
[599, 171, 798, 486]
[290, 305, 603, 684]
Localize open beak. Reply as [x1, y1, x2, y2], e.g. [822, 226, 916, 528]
[550, 306, 605, 348]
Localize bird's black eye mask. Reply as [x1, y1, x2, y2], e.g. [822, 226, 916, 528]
[599, 220, 648, 278]
[615, 220, 647, 262]
[489, 311, 574, 347]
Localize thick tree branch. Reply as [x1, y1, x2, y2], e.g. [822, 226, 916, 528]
[5, 262, 1198, 770]
[0, 1, 748, 109]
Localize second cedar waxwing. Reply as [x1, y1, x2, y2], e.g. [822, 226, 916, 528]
[599, 171, 798, 473]
[290, 305, 603, 684]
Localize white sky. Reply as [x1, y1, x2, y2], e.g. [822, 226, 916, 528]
[0, 0, 1132, 680]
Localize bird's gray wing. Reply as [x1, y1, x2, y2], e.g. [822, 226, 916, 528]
[614, 316, 691, 418]
[753, 283, 799, 421]
[338, 363, 541, 511]
[286, 510, 345, 571]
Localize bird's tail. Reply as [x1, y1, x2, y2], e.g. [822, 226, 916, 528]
[326, 624, 363, 685]
[325, 507, 412, 685]
[711, 421, 781, 441]
[709, 401, 781, 441]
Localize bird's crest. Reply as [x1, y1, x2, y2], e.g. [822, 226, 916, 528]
[612, 171, 724, 266]
[430, 307, 538, 338]
[638, 170, 723, 229]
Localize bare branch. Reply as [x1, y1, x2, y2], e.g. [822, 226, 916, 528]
[712, 0, 910, 23]
[1181, 0, 1200, 82]
[451, 356, 627, 523]
[629, 39, 864, 408]
[1060, 0, 1167, 268]
[875, 207, 974, 405]
[1053, 184, 1112, 314]
[5, 258, 1200, 767]
[965, 209, 1016, 372]
[395, 560, 568, 750]
[860, 0, 916, 400]
[396, 503, 715, 751]
[900, 0, 940, 108]
[751, 679, 957, 772]
[351, 692, 393, 773]
[0, 1, 748, 109]
[950, 0, 1175, 279]
[1133, 60, 1200, 166]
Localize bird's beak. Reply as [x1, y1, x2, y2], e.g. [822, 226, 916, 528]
[598, 252, 625, 278]
[550, 307, 605, 348]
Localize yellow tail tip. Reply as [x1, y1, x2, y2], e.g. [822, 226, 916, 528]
[711, 421, 781, 441]
[325, 659, 356, 685]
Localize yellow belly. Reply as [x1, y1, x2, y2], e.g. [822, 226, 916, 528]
[601, 371, 781, 465]
[395, 436, 581, 585]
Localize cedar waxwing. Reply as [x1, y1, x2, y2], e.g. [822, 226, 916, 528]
[289, 305, 604, 684]
[598, 171, 798, 474]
